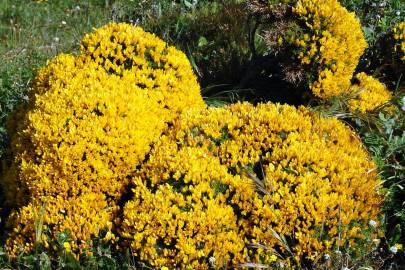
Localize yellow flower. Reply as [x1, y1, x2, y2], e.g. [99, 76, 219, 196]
[86, 251, 93, 257]
[63, 242, 71, 252]
[348, 73, 392, 113]
[393, 22, 405, 61]
[103, 231, 115, 241]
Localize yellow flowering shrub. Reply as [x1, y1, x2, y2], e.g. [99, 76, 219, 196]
[121, 102, 381, 269]
[348, 73, 392, 113]
[6, 193, 113, 255]
[80, 22, 205, 116]
[292, 0, 367, 98]
[4, 63, 166, 254]
[393, 22, 405, 61]
[253, 0, 367, 99]
[33, 54, 82, 96]
[2, 23, 204, 255]
[1, 54, 85, 208]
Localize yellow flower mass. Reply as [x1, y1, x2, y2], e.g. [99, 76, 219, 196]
[0, 21, 382, 269]
[80, 22, 205, 116]
[393, 21, 405, 61]
[292, 0, 367, 98]
[348, 73, 392, 113]
[2, 23, 204, 255]
[121, 102, 381, 269]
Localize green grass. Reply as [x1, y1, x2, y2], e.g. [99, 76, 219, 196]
[111, 0, 255, 89]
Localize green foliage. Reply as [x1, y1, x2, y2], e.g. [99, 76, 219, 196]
[341, 0, 405, 86]
[352, 103, 405, 263]
[359, 106, 405, 244]
[341, 0, 404, 44]
[0, 230, 139, 270]
[112, 0, 253, 87]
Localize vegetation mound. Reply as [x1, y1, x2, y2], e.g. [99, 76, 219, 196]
[121, 102, 381, 268]
[1, 23, 204, 255]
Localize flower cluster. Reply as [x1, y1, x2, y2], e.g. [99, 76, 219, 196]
[348, 73, 392, 113]
[80, 22, 205, 116]
[121, 102, 381, 268]
[4, 60, 166, 254]
[393, 22, 405, 61]
[291, 0, 367, 98]
[2, 23, 204, 255]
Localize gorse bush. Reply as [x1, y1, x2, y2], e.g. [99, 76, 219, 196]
[292, 0, 367, 99]
[0, 10, 396, 269]
[3, 61, 165, 254]
[121, 102, 381, 269]
[339, 1, 405, 86]
[247, 0, 394, 114]
[251, 0, 367, 99]
[1, 23, 204, 255]
[348, 72, 392, 113]
[79, 23, 205, 116]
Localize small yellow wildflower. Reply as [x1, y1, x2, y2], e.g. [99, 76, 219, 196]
[395, 243, 403, 251]
[393, 22, 405, 61]
[63, 242, 71, 253]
